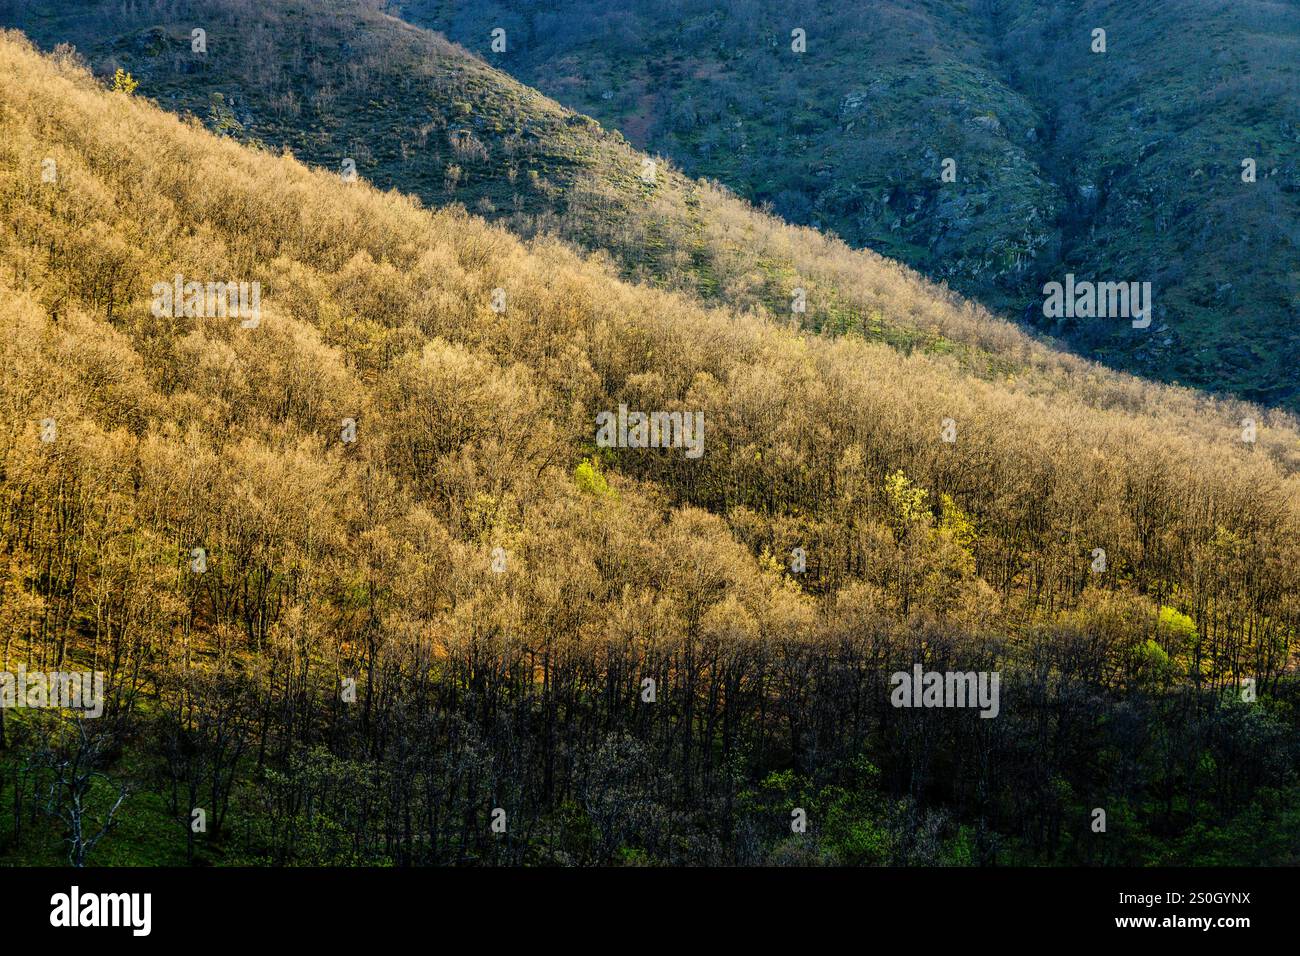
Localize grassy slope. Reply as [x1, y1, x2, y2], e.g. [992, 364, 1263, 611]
[3, 0, 1297, 463]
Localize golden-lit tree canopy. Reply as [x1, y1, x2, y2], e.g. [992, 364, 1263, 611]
[0, 29, 1297, 867]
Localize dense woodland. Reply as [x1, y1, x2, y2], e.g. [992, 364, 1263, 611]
[5, 0, 1297, 462]
[0, 31, 1299, 866]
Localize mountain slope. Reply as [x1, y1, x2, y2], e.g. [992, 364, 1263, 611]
[398, 0, 1300, 405]
[2, 28, 1300, 864]
[6, 0, 1298, 439]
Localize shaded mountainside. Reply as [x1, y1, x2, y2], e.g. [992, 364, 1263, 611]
[5, 0, 1298, 446]
[398, 0, 1300, 406]
[2, 29, 1300, 865]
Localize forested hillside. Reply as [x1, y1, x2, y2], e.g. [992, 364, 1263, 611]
[1, 31, 1299, 865]
[6, 0, 1297, 436]
[399, 0, 1300, 406]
